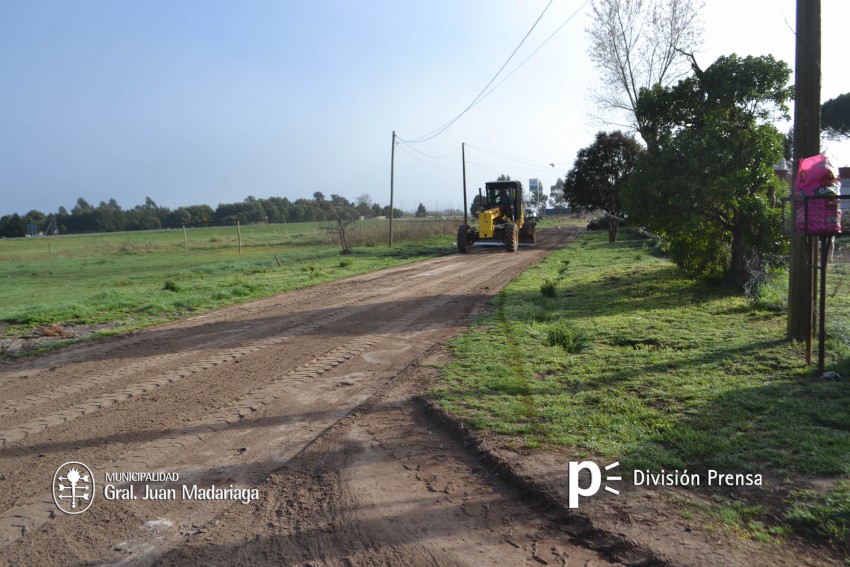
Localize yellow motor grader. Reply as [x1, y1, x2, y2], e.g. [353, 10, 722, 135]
[457, 180, 536, 253]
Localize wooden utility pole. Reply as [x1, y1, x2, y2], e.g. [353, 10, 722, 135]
[787, 0, 821, 341]
[462, 143, 468, 225]
[389, 131, 396, 246]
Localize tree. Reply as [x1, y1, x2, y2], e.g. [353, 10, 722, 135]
[94, 200, 124, 232]
[0, 214, 26, 238]
[415, 203, 427, 218]
[563, 131, 643, 242]
[586, 0, 704, 147]
[470, 194, 483, 218]
[527, 179, 547, 212]
[24, 210, 47, 230]
[382, 205, 403, 219]
[821, 93, 850, 140]
[355, 194, 372, 218]
[322, 195, 359, 254]
[622, 54, 792, 286]
[72, 198, 93, 215]
[783, 127, 793, 162]
[549, 179, 567, 211]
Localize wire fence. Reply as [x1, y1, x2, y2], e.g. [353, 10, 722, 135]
[827, 234, 850, 355]
[781, 195, 850, 365]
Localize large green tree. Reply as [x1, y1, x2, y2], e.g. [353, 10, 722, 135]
[822, 93, 850, 140]
[622, 54, 792, 286]
[563, 131, 643, 242]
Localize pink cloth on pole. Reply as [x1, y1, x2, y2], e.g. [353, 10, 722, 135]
[795, 154, 842, 235]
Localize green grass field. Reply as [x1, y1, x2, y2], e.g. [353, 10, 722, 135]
[431, 229, 850, 551]
[0, 219, 458, 347]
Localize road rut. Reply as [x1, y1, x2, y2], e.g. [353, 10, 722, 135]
[0, 226, 622, 566]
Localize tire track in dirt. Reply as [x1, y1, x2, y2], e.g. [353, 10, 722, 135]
[0, 227, 596, 566]
[0, 258, 499, 542]
[0, 252, 485, 435]
[0, 259, 437, 385]
[0, 334, 382, 549]
[152, 346, 619, 567]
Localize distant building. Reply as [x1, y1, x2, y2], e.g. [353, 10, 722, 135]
[840, 167, 850, 213]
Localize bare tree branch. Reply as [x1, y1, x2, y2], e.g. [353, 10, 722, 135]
[586, 0, 704, 145]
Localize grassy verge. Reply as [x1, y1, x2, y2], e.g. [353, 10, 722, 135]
[0, 219, 457, 355]
[430, 229, 850, 551]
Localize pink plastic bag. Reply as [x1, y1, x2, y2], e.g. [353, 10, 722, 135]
[795, 154, 842, 235]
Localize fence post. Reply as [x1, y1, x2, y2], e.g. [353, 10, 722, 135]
[237, 221, 243, 256]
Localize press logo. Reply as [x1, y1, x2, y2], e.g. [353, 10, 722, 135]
[53, 462, 95, 514]
[568, 460, 621, 508]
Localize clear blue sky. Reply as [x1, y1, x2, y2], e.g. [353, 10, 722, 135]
[1, 0, 848, 217]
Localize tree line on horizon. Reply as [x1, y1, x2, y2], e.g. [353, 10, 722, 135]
[0, 192, 407, 238]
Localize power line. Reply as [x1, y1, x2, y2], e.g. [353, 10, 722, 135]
[399, 0, 555, 144]
[396, 142, 461, 160]
[395, 143, 461, 174]
[467, 160, 558, 174]
[396, 139, 564, 176]
[465, 143, 562, 169]
[474, 0, 591, 106]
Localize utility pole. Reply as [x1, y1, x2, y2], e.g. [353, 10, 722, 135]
[389, 130, 395, 246]
[462, 143, 468, 225]
[787, 0, 821, 341]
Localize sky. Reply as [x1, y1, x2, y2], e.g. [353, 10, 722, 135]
[1, 0, 849, 217]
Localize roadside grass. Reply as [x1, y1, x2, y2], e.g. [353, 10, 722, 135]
[0, 219, 457, 354]
[430, 229, 850, 551]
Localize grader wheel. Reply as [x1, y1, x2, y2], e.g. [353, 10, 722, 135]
[504, 223, 518, 252]
[519, 222, 536, 244]
[457, 225, 472, 254]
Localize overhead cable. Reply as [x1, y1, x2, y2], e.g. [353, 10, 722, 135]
[395, 143, 461, 174]
[397, 142, 461, 160]
[398, 0, 554, 144]
[465, 143, 560, 169]
[466, 160, 558, 174]
[474, 0, 591, 106]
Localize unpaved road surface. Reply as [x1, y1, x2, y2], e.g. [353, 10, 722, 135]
[0, 226, 624, 566]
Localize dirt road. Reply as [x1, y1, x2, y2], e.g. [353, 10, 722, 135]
[0, 226, 625, 566]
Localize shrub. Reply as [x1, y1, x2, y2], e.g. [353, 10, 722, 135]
[546, 323, 588, 353]
[540, 278, 557, 297]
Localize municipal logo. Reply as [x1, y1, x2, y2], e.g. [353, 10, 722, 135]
[53, 462, 95, 514]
